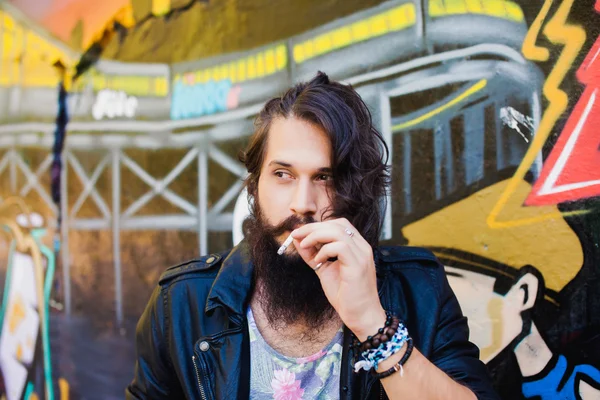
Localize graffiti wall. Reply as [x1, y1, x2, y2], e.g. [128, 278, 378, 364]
[0, 199, 64, 400]
[8, 0, 131, 50]
[387, 1, 600, 398]
[0, 3, 169, 123]
[0, 0, 599, 399]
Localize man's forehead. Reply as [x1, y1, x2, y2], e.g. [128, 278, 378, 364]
[264, 118, 332, 169]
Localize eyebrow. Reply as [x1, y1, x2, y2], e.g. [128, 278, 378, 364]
[268, 160, 332, 173]
[445, 271, 464, 278]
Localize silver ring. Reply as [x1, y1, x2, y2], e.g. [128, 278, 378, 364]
[345, 228, 354, 238]
[313, 262, 323, 273]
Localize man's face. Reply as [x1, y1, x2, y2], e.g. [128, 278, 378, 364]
[245, 116, 336, 331]
[445, 266, 536, 363]
[256, 116, 334, 244]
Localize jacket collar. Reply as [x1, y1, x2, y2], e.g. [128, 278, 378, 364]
[205, 239, 254, 316]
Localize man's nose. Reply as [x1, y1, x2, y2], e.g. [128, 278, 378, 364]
[289, 179, 317, 216]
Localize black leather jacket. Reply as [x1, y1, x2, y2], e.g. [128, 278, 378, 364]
[126, 241, 499, 399]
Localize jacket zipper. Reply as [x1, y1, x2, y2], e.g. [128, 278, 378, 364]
[380, 381, 384, 400]
[192, 355, 208, 400]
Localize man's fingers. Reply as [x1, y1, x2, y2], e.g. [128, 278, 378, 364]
[291, 238, 320, 266]
[293, 219, 370, 252]
[298, 225, 349, 249]
[313, 241, 357, 265]
[292, 220, 342, 240]
[291, 219, 372, 263]
[291, 222, 320, 240]
[329, 219, 372, 253]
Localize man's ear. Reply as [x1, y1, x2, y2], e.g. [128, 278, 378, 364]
[511, 273, 539, 311]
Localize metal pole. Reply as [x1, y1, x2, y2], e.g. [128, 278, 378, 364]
[112, 149, 123, 325]
[379, 91, 393, 241]
[61, 150, 71, 316]
[10, 149, 17, 194]
[198, 147, 208, 256]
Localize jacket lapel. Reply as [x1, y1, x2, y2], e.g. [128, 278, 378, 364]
[194, 323, 249, 399]
[205, 240, 254, 316]
[196, 241, 253, 399]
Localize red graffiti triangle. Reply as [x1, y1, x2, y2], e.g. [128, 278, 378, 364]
[527, 33, 600, 206]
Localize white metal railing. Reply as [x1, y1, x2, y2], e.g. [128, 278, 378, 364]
[0, 130, 250, 324]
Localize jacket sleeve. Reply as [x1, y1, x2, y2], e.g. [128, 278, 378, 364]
[431, 265, 500, 400]
[126, 285, 181, 399]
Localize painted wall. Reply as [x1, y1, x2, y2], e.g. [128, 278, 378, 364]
[387, 1, 600, 398]
[0, 202, 65, 400]
[8, 0, 130, 49]
[0, 0, 599, 399]
[0, 4, 169, 123]
[190, 1, 600, 398]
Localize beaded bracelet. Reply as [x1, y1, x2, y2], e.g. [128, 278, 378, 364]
[371, 337, 414, 379]
[354, 323, 409, 372]
[352, 312, 400, 352]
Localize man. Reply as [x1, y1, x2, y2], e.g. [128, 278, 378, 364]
[126, 72, 498, 399]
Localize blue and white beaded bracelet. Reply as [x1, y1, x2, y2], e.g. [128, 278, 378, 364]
[354, 323, 410, 372]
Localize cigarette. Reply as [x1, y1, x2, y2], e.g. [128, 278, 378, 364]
[277, 234, 294, 255]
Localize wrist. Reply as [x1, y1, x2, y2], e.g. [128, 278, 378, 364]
[350, 307, 387, 342]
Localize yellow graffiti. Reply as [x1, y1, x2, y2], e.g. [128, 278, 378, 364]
[479, 298, 504, 361]
[90, 71, 169, 97]
[521, 0, 553, 61]
[404, 179, 583, 292]
[16, 343, 23, 361]
[152, 0, 170, 16]
[1, 3, 165, 95]
[8, 294, 26, 333]
[59, 378, 70, 400]
[293, 3, 416, 64]
[392, 79, 487, 131]
[0, 9, 73, 88]
[429, 0, 524, 22]
[176, 44, 287, 86]
[487, 0, 587, 229]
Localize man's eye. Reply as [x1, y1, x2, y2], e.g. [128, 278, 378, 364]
[274, 171, 290, 178]
[317, 174, 332, 181]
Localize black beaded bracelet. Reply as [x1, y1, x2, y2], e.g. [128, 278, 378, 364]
[352, 312, 400, 353]
[370, 337, 414, 379]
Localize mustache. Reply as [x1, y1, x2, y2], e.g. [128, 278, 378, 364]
[263, 214, 316, 237]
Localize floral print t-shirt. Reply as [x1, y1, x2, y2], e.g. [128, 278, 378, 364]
[247, 307, 343, 400]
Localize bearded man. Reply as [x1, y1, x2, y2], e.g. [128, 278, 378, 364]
[126, 72, 498, 400]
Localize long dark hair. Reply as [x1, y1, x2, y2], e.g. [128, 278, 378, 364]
[239, 71, 390, 248]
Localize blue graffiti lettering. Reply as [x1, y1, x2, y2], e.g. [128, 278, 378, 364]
[170, 79, 233, 120]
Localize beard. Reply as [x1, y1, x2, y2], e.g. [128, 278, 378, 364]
[244, 204, 335, 332]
